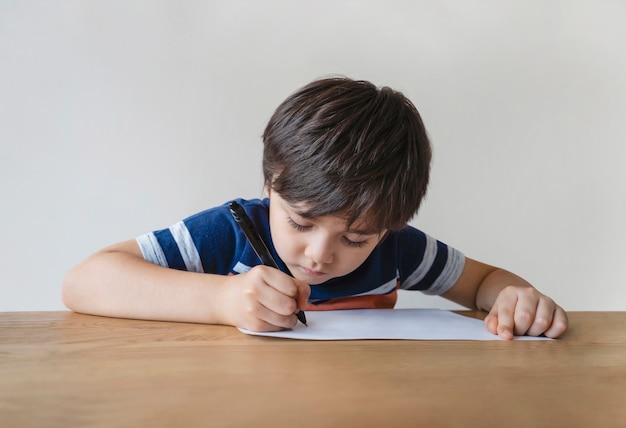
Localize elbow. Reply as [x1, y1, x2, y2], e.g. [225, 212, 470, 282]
[61, 266, 83, 312]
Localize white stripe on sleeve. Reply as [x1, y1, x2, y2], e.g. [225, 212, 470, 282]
[233, 261, 253, 274]
[136, 233, 169, 267]
[422, 248, 465, 296]
[353, 277, 398, 297]
[400, 234, 438, 289]
[169, 221, 204, 273]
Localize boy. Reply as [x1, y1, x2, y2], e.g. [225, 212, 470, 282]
[63, 77, 568, 339]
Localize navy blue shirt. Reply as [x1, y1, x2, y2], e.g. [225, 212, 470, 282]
[136, 198, 465, 309]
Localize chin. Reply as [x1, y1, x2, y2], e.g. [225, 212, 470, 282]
[305, 277, 332, 285]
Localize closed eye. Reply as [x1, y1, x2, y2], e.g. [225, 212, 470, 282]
[287, 217, 311, 232]
[342, 237, 369, 248]
[288, 216, 371, 248]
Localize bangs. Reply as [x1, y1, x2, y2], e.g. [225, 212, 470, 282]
[263, 76, 431, 232]
[271, 170, 410, 233]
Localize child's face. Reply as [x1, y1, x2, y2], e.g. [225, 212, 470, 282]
[267, 189, 386, 285]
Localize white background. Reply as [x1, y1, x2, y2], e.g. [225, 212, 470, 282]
[1, 1, 624, 312]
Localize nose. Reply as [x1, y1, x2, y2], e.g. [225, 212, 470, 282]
[304, 234, 334, 265]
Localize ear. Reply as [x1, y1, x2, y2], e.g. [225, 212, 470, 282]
[263, 184, 271, 198]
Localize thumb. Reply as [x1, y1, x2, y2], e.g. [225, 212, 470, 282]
[484, 306, 499, 336]
[295, 280, 311, 309]
[486, 303, 515, 340]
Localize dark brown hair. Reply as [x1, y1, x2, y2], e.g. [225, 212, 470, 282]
[262, 76, 432, 232]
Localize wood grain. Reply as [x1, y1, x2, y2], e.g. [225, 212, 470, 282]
[1, 311, 625, 428]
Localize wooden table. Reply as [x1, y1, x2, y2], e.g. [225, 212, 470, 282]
[1, 311, 625, 428]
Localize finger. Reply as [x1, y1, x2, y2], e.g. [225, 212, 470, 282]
[255, 284, 299, 317]
[512, 291, 540, 336]
[248, 266, 300, 316]
[256, 303, 298, 330]
[543, 306, 569, 338]
[256, 266, 311, 316]
[241, 307, 296, 332]
[493, 294, 517, 340]
[245, 266, 309, 329]
[236, 288, 294, 332]
[295, 280, 311, 311]
[484, 310, 499, 336]
[240, 292, 298, 331]
[525, 297, 555, 337]
[259, 266, 301, 298]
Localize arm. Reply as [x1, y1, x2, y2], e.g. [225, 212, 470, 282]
[62, 239, 309, 331]
[441, 257, 568, 339]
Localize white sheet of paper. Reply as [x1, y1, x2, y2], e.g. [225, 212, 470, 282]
[238, 308, 550, 341]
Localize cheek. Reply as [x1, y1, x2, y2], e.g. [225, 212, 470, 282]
[348, 244, 380, 268]
[348, 250, 371, 267]
[332, 248, 371, 275]
[272, 224, 300, 258]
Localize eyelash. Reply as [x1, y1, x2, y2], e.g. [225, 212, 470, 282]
[287, 218, 369, 248]
[287, 217, 310, 232]
[343, 238, 368, 248]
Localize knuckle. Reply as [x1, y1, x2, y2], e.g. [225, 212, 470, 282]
[287, 283, 299, 298]
[249, 265, 269, 279]
[278, 299, 297, 316]
[519, 287, 537, 298]
[552, 319, 568, 334]
[515, 309, 532, 323]
[502, 285, 520, 295]
[497, 306, 513, 317]
[242, 302, 258, 318]
[533, 317, 550, 331]
[242, 285, 260, 300]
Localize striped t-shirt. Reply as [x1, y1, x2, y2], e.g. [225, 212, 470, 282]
[136, 198, 465, 310]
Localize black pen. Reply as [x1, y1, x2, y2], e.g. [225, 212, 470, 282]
[229, 200, 307, 326]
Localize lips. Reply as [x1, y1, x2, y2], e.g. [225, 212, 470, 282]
[300, 266, 327, 277]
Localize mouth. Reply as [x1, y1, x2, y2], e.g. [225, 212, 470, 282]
[300, 266, 327, 277]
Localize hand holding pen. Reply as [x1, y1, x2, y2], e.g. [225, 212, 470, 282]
[229, 201, 308, 328]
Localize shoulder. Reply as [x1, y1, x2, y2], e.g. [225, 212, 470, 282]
[384, 225, 462, 263]
[184, 198, 269, 227]
[237, 198, 270, 224]
[175, 198, 269, 252]
[181, 198, 270, 273]
[383, 224, 429, 249]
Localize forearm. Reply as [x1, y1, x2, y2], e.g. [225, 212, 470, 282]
[442, 258, 534, 312]
[62, 250, 230, 324]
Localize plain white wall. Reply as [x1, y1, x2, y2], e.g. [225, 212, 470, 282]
[1, 1, 624, 312]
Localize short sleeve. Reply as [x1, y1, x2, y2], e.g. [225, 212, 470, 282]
[396, 227, 465, 296]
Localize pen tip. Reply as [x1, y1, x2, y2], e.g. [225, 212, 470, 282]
[296, 311, 307, 326]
